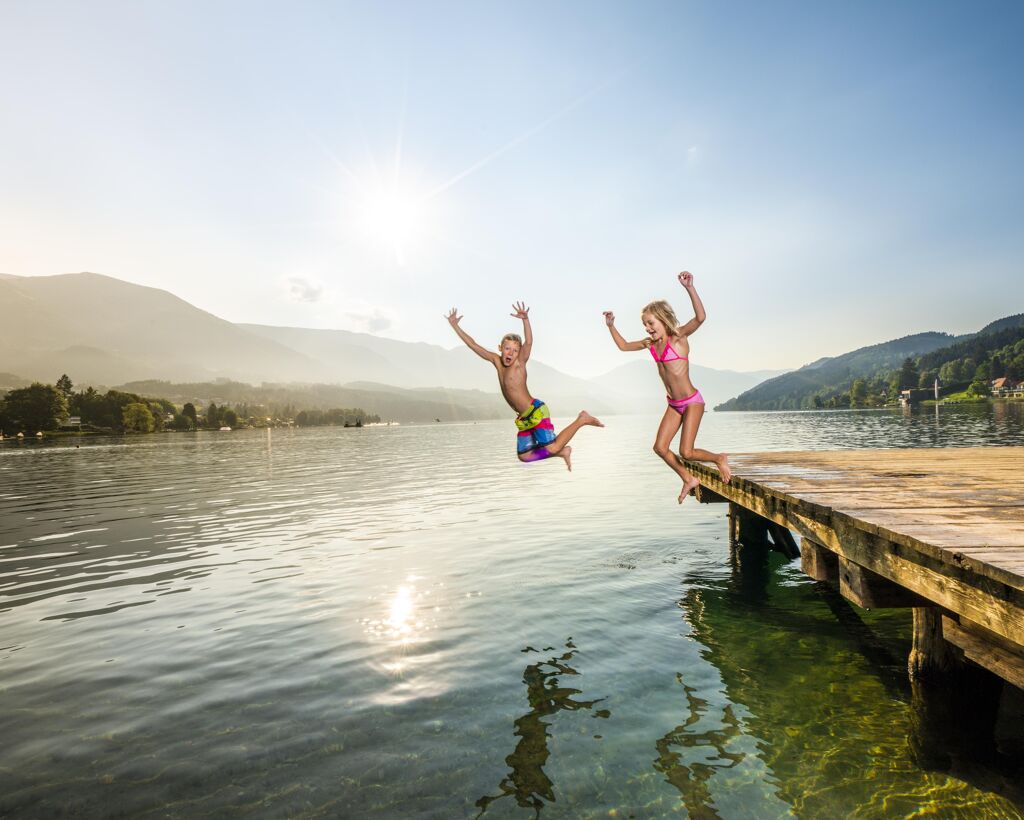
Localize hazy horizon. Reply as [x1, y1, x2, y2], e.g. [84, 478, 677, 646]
[3, 2, 1022, 378]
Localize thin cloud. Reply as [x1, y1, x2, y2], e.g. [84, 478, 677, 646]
[287, 276, 324, 303]
[344, 308, 393, 333]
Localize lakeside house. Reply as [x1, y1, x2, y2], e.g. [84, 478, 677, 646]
[991, 377, 1023, 397]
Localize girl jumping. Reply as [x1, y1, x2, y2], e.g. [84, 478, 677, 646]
[603, 271, 731, 503]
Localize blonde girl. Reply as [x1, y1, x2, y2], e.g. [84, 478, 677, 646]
[603, 271, 731, 502]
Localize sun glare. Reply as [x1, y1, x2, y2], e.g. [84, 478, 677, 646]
[356, 186, 426, 266]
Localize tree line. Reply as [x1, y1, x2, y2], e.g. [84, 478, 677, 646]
[825, 327, 1024, 409]
[0, 375, 379, 434]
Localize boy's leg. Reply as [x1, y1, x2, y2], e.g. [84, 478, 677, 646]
[517, 410, 603, 470]
[544, 411, 603, 455]
[653, 407, 700, 502]
[677, 404, 731, 483]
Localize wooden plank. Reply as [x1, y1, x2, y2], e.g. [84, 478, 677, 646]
[681, 455, 1024, 645]
[839, 557, 933, 609]
[694, 485, 728, 504]
[943, 617, 1024, 690]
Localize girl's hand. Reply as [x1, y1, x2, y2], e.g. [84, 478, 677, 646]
[446, 307, 462, 327]
[603, 310, 616, 326]
[678, 271, 694, 288]
[510, 301, 530, 320]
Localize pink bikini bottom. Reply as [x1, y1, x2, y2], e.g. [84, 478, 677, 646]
[667, 390, 704, 414]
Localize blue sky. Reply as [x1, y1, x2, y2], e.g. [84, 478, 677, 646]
[2, 1, 1022, 377]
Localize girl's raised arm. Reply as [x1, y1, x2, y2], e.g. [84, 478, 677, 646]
[603, 311, 649, 351]
[676, 271, 706, 336]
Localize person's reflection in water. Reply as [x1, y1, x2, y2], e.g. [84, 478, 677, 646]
[476, 638, 609, 817]
[654, 673, 745, 819]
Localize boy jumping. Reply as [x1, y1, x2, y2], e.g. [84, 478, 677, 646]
[446, 302, 603, 470]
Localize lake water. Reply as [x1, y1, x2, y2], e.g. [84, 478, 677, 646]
[3, 403, 1024, 818]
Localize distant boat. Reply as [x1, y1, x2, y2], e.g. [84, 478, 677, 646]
[219, 426, 232, 431]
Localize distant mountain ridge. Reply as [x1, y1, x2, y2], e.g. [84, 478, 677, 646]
[0, 271, 779, 420]
[718, 316, 1024, 411]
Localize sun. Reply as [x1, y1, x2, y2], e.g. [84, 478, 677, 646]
[357, 185, 426, 266]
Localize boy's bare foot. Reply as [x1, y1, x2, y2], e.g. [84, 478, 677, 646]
[559, 446, 573, 472]
[678, 476, 699, 503]
[717, 455, 732, 483]
[578, 411, 604, 427]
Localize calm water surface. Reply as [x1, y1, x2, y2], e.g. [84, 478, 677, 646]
[3, 403, 1024, 818]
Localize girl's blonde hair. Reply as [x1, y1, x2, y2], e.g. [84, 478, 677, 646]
[641, 300, 680, 336]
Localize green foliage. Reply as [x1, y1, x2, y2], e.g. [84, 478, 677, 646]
[849, 379, 868, 407]
[182, 402, 198, 424]
[170, 413, 194, 431]
[718, 331, 955, 410]
[295, 408, 375, 427]
[898, 358, 919, 390]
[1, 383, 68, 431]
[220, 408, 238, 428]
[122, 403, 155, 433]
[968, 380, 989, 397]
[720, 316, 1024, 411]
[71, 388, 147, 430]
[56, 374, 74, 398]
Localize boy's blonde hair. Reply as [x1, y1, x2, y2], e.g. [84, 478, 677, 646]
[499, 333, 523, 348]
[641, 300, 681, 336]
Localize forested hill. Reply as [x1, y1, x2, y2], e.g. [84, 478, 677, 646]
[717, 313, 1024, 411]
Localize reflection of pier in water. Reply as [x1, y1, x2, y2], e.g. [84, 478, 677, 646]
[677, 545, 1024, 813]
[476, 639, 609, 817]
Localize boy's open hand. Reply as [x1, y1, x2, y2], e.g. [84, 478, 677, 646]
[510, 301, 530, 320]
[603, 311, 615, 326]
[446, 307, 462, 327]
[678, 271, 694, 288]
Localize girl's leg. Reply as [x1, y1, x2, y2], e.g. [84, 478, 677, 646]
[678, 404, 732, 483]
[653, 407, 700, 502]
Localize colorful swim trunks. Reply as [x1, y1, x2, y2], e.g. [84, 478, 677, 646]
[515, 399, 557, 454]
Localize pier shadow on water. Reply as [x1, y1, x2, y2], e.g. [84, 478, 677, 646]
[475, 639, 609, 817]
[671, 540, 1024, 816]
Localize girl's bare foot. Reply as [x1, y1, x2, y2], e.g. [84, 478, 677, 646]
[678, 476, 699, 503]
[578, 411, 604, 427]
[717, 455, 732, 483]
[558, 445, 573, 472]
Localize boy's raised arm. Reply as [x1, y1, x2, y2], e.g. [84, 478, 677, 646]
[676, 271, 706, 336]
[603, 311, 648, 351]
[511, 301, 532, 362]
[446, 308, 498, 362]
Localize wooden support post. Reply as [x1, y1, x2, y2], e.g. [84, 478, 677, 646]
[839, 558, 934, 609]
[766, 522, 800, 560]
[909, 608, 961, 681]
[801, 540, 839, 583]
[734, 506, 771, 550]
[728, 502, 741, 544]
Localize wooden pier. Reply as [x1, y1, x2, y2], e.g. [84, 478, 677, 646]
[684, 447, 1024, 691]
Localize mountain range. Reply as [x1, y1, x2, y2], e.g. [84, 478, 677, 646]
[0, 272, 782, 420]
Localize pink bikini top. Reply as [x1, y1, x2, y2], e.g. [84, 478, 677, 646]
[649, 341, 688, 364]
